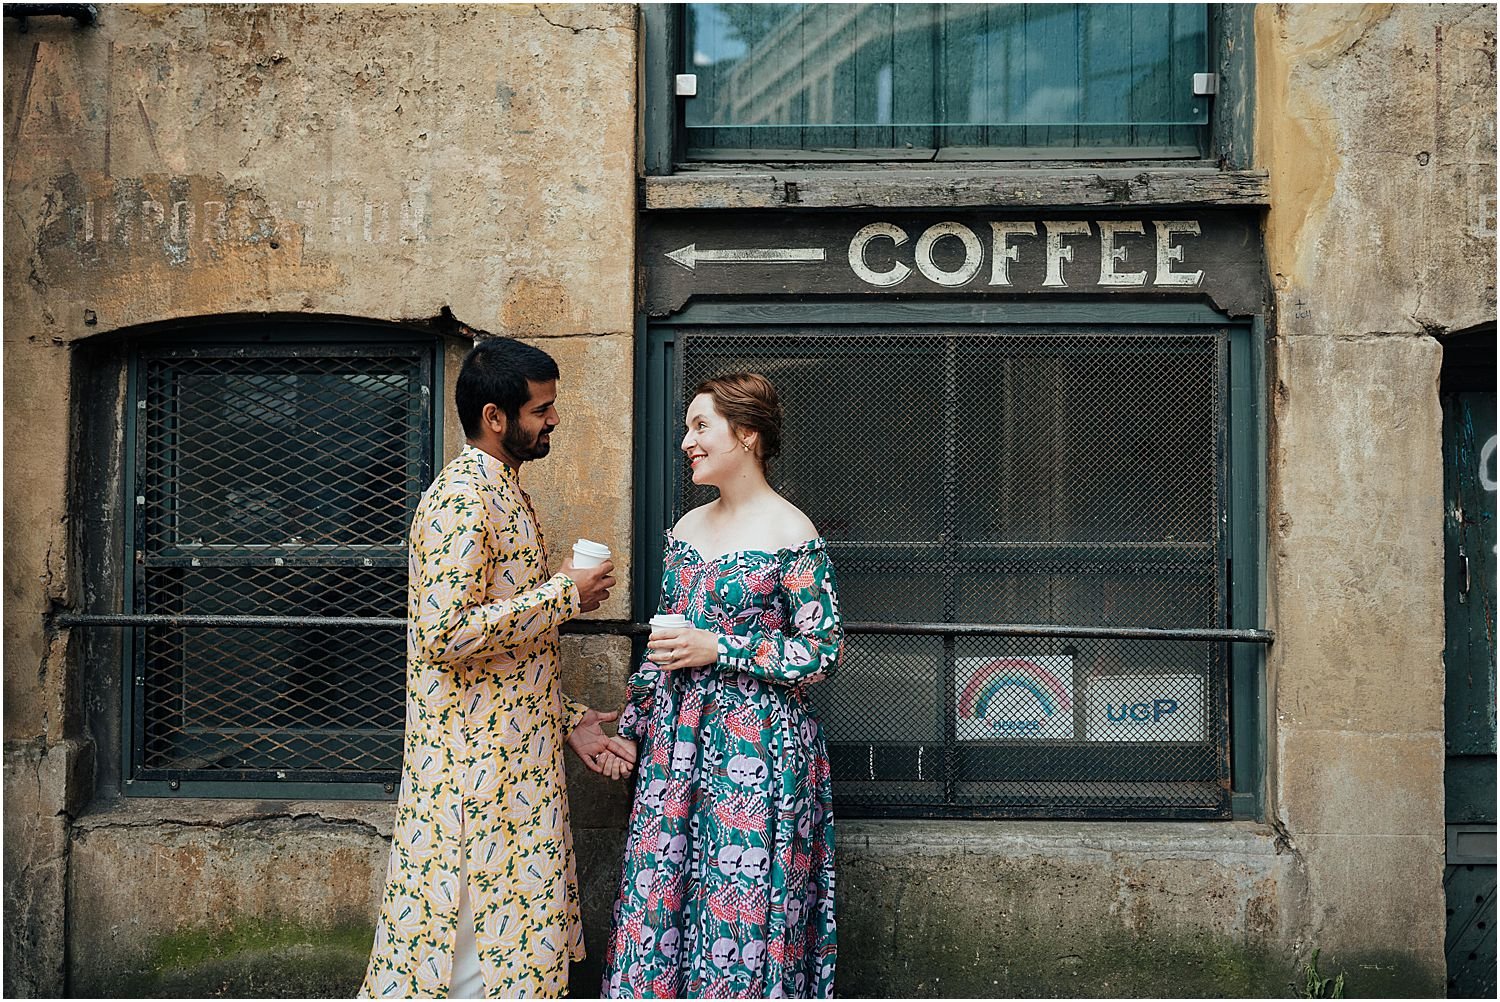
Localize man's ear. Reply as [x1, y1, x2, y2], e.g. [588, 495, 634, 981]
[482, 402, 507, 436]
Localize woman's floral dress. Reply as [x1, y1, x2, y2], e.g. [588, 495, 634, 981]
[602, 531, 844, 999]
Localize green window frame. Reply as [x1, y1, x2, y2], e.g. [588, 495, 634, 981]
[634, 300, 1266, 820]
[119, 322, 443, 800]
[643, 3, 1254, 170]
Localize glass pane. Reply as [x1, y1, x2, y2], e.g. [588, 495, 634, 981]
[686, 3, 1209, 134]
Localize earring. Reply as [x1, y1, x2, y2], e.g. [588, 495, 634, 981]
[741, 442, 751, 452]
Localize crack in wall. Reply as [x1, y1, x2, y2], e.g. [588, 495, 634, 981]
[74, 810, 387, 840]
[532, 6, 609, 34]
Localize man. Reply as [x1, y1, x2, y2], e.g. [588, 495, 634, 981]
[361, 337, 633, 999]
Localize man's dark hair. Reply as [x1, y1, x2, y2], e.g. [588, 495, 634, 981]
[455, 337, 560, 438]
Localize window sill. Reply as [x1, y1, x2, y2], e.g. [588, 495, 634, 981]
[837, 817, 1280, 858]
[641, 166, 1269, 212]
[74, 794, 397, 837]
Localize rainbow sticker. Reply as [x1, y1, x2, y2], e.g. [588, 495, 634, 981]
[955, 656, 1075, 741]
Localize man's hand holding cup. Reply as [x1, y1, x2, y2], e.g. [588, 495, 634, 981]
[563, 538, 615, 612]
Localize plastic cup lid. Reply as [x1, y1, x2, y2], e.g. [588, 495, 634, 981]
[573, 538, 611, 557]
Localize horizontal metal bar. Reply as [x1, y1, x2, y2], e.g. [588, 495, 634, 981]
[57, 613, 405, 629]
[55, 613, 1271, 643]
[846, 622, 1274, 643]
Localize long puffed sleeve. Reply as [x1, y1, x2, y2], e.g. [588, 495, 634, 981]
[716, 542, 843, 686]
[617, 557, 682, 744]
[408, 489, 580, 668]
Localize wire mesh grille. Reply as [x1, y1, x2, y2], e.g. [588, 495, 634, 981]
[132, 344, 430, 783]
[676, 328, 1229, 818]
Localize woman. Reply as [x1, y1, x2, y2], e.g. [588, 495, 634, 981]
[600, 373, 843, 999]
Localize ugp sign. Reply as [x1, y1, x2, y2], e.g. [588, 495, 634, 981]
[1084, 674, 1205, 742]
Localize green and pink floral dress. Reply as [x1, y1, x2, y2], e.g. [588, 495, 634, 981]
[602, 531, 844, 999]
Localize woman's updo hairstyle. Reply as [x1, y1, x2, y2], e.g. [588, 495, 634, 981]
[692, 372, 783, 471]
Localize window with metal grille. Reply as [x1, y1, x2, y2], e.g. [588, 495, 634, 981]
[637, 307, 1263, 819]
[678, 2, 1212, 160]
[125, 339, 435, 794]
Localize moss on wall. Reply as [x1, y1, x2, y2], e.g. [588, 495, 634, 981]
[86, 920, 373, 998]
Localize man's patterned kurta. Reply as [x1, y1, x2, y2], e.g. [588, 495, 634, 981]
[361, 445, 589, 999]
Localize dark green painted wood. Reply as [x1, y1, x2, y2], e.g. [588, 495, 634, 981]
[1227, 316, 1265, 818]
[642, 4, 677, 176]
[1444, 860, 1498, 998]
[1442, 385, 1497, 996]
[1212, 4, 1256, 168]
[664, 299, 1234, 327]
[1444, 391, 1497, 767]
[1448, 757, 1499, 824]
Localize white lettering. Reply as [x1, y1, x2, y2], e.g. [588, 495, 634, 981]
[170, 200, 194, 243]
[848, 222, 911, 287]
[914, 221, 983, 287]
[1481, 435, 1497, 492]
[1098, 220, 1147, 286]
[1154, 220, 1204, 286]
[1042, 220, 1091, 288]
[202, 201, 228, 244]
[989, 222, 1038, 286]
[141, 200, 165, 233]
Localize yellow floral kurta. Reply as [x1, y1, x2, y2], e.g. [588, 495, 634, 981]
[361, 445, 589, 999]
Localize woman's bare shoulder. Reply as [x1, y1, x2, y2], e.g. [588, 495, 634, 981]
[767, 496, 820, 549]
[672, 503, 715, 537]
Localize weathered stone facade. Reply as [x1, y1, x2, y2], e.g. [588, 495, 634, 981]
[3, 3, 1492, 998]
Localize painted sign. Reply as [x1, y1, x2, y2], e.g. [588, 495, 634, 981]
[1084, 674, 1205, 742]
[955, 656, 1075, 741]
[642, 210, 1266, 316]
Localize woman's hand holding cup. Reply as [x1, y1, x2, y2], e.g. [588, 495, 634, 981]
[646, 613, 719, 671]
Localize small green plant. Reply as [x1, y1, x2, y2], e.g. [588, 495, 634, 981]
[1298, 948, 1347, 999]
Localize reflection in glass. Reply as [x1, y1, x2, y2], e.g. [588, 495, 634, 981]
[687, 3, 1209, 134]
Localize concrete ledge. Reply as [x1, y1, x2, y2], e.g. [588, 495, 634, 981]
[838, 818, 1283, 857]
[73, 797, 398, 837]
[642, 168, 1271, 211]
[831, 818, 1301, 997]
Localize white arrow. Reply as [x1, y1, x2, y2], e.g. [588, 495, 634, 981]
[665, 243, 825, 271]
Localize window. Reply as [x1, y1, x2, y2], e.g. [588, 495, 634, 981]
[123, 335, 438, 795]
[673, 3, 1213, 161]
[637, 303, 1264, 819]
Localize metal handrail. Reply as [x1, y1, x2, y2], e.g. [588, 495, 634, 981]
[53, 612, 1273, 643]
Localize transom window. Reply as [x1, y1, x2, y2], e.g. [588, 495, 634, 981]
[682, 2, 1212, 160]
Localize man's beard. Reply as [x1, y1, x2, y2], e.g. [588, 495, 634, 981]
[504, 423, 551, 461]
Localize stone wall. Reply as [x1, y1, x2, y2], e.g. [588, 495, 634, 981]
[1257, 4, 1495, 994]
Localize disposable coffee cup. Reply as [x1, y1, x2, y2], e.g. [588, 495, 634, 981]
[572, 539, 611, 569]
[649, 613, 689, 631]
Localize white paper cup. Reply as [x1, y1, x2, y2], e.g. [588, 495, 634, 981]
[649, 613, 689, 630]
[572, 538, 611, 568]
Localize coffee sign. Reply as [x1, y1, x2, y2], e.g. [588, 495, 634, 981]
[642, 210, 1265, 316]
